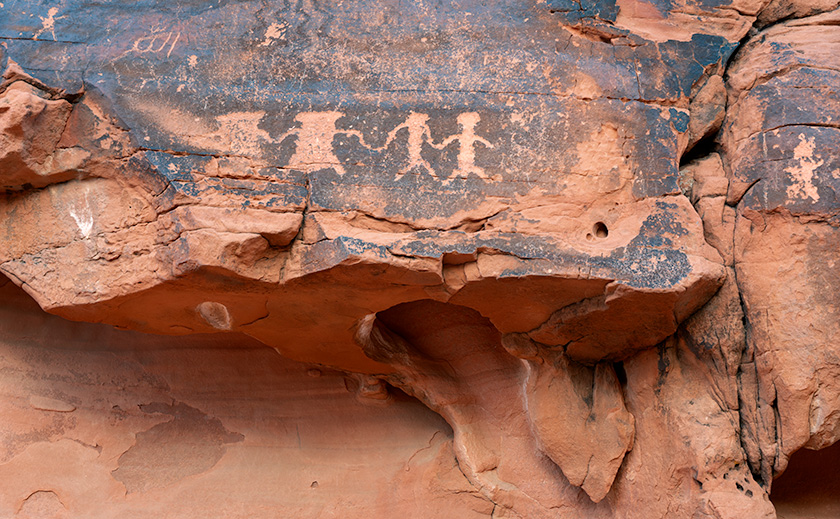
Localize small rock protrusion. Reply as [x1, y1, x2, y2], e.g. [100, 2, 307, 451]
[196, 301, 232, 330]
[354, 375, 390, 401]
[29, 395, 76, 413]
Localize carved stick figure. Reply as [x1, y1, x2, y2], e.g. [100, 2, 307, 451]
[381, 112, 438, 180]
[434, 112, 494, 181]
[277, 111, 376, 176]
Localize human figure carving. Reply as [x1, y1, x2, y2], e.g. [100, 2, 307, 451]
[277, 111, 374, 175]
[381, 112, 437, 180]
[434, 112, 494, 181]
[278, 110, 494, 181]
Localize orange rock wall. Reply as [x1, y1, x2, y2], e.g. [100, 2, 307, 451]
[1, 0, 839, 517]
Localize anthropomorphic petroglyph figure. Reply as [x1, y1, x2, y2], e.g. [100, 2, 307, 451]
[381, 112, 437, 180]
[277, 110, 493, 180]
[277, 111, 375, 176]
[435, 112, 494, 181]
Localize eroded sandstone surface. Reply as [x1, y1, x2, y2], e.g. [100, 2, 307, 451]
[0, 0, 838, 517]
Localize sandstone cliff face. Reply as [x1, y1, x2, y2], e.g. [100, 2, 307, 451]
[0, 0, 838, 517]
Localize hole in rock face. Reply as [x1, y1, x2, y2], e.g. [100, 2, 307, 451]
[679, 131, 718, 167]
[593, 222, 608, 239]
[442, 251, 477, 265]
[376, 299, 504, 362]
[613, 362, 627, 386]
[771, 441, 840, 518]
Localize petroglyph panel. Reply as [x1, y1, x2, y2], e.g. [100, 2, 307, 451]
[0, 0, 735, 226]
[0, 0, 732, 348]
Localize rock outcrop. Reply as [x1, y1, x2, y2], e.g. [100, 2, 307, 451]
[0, 0, 838, 517]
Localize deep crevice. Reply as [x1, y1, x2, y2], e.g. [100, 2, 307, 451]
[612, 361, 627, 387]
[680, 131, 719, 168]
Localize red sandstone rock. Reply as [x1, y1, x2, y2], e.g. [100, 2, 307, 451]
[0, 80, 80, 190]
[0, 0, 839, 517]
[722, 8, 840, 487]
